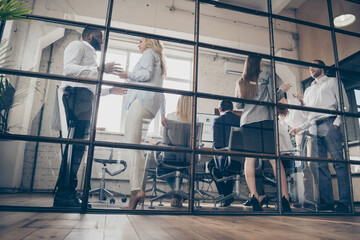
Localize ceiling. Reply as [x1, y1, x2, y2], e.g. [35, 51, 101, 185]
[215, 0, 307, 14]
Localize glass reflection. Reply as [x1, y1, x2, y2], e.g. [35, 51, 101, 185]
[111, 0, 195, 40]
[200, 2, 270, 54]
[0, 140, 87, 208]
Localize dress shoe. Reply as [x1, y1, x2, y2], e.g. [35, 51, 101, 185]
[53, 192, 81, 208]
[250, 195, 263, 211]
[317, 203, 334, 212]
[242, 200, 251, 207]
[335, 203, 350, 213]
[223, 198, 235, 207]
[122, 190, 145, 210]
[282, 196, 292, 213]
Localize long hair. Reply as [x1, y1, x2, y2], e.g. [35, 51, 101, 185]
[237, 56, 261, 100]
[176, 96, 192, 122]
[144, 38, 167, 77]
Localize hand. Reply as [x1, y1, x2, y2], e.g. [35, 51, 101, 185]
[289, 127, 301, 135]
[161, 114, 167, 127]
[292, 92, 304, 106]
[279, 83, 292, 92]
[118, 71, 128, 79]
[333, 125, 338, 130]
[109, 87, 127, 95]
[103, 61, 122, 75]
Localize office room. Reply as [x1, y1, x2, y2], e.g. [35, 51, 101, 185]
[0, 0, 360, 239]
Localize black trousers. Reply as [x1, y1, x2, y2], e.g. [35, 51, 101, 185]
[56, 87, 93, 195]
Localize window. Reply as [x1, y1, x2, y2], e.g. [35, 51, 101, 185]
[96, 48, 192, 135]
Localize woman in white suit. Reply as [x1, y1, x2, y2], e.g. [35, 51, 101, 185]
[118, 37, 166, 209]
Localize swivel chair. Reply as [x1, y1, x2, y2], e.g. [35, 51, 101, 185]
[89, 150, 127, 204]
[212, 126, 263, 208]
[148, 120, 203, 209]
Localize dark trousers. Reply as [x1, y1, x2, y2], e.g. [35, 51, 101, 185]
[316, 118, 350, 205]
[208, 159, 265, 197]
[56, 87, 93, 195]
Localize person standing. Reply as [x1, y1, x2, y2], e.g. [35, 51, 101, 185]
[118, 37, 166, 210]
[290, 60, 350, 213]
[237, 55, 292, 212]
[54, 27, 125, 207]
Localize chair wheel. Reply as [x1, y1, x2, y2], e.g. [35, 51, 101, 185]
[110, 198, 115, 204]
[103, 196, 107, 201]
[121, 197, 127, 203]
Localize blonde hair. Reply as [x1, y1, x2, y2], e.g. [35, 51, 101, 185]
[144, 38, 167, 77]
[237, 56, 261, 100]
[176, 96, 192, 122]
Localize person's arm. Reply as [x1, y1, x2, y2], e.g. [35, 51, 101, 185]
[234, 83, 244, 109]
[160, 94, 166, 126]
[333, 79, 349, 128]
[63, 42, 98, 78]
[128, 50, 155, 82]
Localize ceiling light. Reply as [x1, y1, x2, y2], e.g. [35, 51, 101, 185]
[334, 14, 356, 28]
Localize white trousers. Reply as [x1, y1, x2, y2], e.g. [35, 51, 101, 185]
[125, 99, 154, 191]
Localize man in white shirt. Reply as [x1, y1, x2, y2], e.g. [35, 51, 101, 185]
[54, 27, 125, 208]
[290, 60, 350, 213]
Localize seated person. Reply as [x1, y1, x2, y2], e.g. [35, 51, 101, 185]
[164, 95, 192, 207]
[207, 100, 240, 207]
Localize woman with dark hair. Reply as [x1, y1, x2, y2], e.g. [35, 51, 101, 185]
[236, 56, 292, 212]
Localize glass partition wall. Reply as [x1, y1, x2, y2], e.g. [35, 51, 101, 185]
[0, 0, 359, 215]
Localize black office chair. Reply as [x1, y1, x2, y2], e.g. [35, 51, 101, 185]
[148, 120, 203, 209]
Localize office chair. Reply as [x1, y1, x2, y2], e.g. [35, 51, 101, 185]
[148, 120, 203, 209]
[212, 126, 264, 208]
[89, 149, 127, 204]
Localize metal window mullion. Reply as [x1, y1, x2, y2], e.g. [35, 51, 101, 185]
[81, 0, 114, 212]
[189, 0, 200, 214]
[327, 0, 354, 214]
[267, 0, 283, 215]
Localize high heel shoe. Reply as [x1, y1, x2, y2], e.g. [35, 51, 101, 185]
[282, 196, 292, 213]
[250, 195, 263, 212]
[260, 196, 269, 208]
[122, 190, 145, 210]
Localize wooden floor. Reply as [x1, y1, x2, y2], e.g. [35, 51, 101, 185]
[0, 211, 359, 240]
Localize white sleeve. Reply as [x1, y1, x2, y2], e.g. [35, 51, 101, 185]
[128, 50, 155, 82]
[63, 42, 98, 78]
[333, 79, 349, 127]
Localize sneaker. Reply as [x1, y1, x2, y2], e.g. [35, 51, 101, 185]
[335, 203, 350, 213]
[317, 203, 334, 212]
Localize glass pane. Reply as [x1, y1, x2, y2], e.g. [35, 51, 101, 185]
[31, 0, 108, 25]
[276, 0, 329, 26]
[200, 2, 270, 54]
[111, 0, 195, 41]
[336, 33, 360, 72]
[89, 148, 193, 212]
[0, 140, 87, 209]
[347, 116, 360, 161]
[0, 74, 101, 139]
[273, 19, 335, 64]
[351, 164, 360, 213]
[341, 70, 360, 114]
[0, 20, 104, 78]
[198, 49, 276, 100]
[332, 0, 360, 34]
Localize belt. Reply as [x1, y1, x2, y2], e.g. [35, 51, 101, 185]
[315, 116, 336, 125]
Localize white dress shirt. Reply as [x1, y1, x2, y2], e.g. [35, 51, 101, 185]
[125, 49, 165, 116]
[61, 40, 110, 95]
[299, 75, 349, 132]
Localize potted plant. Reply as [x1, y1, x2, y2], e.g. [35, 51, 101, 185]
[0, 0, 31, 133]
